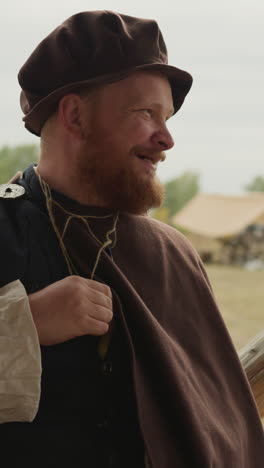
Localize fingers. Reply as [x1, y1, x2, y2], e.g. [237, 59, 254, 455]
[29, 276, 114, 345]
[70, 276, 111, 299]
[70, 276, 112, 309]
[86, 287, 112, 311]
[78, 314, 110, 336]
[88, 303, 113, 323]
[85, 278, 112, 298]
[76, 277, 113, 329]
[78, 277, 112, 310]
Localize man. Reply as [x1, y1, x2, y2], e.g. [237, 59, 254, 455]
[0, 10, 263, 468]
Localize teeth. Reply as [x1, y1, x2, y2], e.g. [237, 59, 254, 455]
[137, 154, 152, 162]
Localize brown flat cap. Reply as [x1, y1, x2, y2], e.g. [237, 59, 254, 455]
[18, 10, 193, 136]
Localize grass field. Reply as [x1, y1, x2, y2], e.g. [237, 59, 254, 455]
[204, 264, 264, 351]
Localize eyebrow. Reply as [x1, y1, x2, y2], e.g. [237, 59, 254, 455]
[149, 102, 175, 118]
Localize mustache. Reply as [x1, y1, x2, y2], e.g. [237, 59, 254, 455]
[160, 152, 166, 162]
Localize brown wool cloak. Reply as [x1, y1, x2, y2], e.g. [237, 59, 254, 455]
[52, 198, 264, 468]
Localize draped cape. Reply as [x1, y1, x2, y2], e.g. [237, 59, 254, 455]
[1, 165, 264, 467]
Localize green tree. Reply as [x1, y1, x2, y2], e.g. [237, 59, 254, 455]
[245, 175, 264, 192]
[150, 206, 170, 224]
[0, 144, 39, 184]
[152, 170, 200, 224]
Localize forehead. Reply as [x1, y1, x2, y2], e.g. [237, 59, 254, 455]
[99, 71, 174, 112]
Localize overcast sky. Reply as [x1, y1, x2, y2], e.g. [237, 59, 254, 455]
[1, 0, 263, 193]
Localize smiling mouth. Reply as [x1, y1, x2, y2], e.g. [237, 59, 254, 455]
[135, 154, 158, 170]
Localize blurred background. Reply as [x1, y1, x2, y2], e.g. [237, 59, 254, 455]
[0, 0, 263, 353]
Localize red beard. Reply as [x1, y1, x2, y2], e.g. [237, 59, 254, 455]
[76, 139, 164, 214]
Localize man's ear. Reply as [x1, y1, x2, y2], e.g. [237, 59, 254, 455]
[57, 94, 86, 139]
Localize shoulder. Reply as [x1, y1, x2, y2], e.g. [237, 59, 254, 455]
[144, 215, 187, 240]
[118, 212, 214, 297]
[0, 180, 44, 224]
[0, 183, 30, 233]
[120, 212, 202, 268]
[132, 213, 198, 255]
[141, 216, 215, 292]
[0, 183, 26, 200]
[0, 183, 38, 287]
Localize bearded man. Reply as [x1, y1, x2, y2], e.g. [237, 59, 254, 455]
[0, 10, 263, 468]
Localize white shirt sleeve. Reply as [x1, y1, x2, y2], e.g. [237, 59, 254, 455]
[0, 280, 41, 423]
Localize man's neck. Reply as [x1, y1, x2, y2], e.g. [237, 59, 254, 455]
[36, 163, 104, 207]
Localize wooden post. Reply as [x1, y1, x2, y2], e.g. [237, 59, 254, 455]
[239, 331, 264, 419]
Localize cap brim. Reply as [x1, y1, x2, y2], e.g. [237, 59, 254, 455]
[22, 64, 193, 136]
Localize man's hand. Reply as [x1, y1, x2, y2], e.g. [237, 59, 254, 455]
[28, 276, 113, 346]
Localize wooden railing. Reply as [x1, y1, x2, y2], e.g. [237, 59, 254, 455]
[239, 331, 264, 420]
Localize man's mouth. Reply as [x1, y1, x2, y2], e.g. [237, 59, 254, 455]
[135, 153, 159, 170]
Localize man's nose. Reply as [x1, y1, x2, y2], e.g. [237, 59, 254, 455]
[151, 125, 174, 151]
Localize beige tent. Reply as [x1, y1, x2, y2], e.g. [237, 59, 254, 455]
[173, 193, 264, 239]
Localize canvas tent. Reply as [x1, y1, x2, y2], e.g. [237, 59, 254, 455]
[173, 193, 264, 240]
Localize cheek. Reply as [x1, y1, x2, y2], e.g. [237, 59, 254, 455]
[122, 119, 154, 142]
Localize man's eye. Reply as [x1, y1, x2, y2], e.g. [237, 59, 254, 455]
[141, 109, 153, 117]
